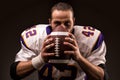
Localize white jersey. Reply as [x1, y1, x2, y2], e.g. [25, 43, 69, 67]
[15, 24, 106, 80]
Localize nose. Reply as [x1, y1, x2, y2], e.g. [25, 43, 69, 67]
[59, 23, 66, 29]
[56, 25, 67, 31]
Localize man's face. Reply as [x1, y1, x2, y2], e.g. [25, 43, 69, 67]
[49, 10, 75, 32]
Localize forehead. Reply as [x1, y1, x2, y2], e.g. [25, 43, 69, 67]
[51, 10, 73, 20]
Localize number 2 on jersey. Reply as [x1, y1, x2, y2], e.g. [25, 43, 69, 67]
[25, 26, 37, 38]
[26, 29, 36, 38]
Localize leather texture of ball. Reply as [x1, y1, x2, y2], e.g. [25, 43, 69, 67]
[47, 26, 72, 64]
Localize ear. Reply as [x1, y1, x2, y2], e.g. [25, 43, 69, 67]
[73, 17, 75, 25]
[49, 18, 51, 24]
[73, 17, 75, 23]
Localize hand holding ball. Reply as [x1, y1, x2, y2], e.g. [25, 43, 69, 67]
[47, 26, 73, 64]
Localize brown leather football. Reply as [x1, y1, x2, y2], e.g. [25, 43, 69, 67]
[47, 26, 72, 64]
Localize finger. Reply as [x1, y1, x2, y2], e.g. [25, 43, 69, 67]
[43, 38, 53, 48]
[65, 37, 75, 45]
[64, 42, 76, 50]
[44, 35, 52, 42]
[45, 43, 55, 50]
[43, 35, 52, 44]
[64, 51, 74, 55]
[68, 33, 76, 39]
[45, 38, 53, 45]
[65, 34, 78, 47]
[65, 36, 76, 47]
[41, 52, 55, 62]
[42, 52, 55, 57]
[42, 43, 54, 52]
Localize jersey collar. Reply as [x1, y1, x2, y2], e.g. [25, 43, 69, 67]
[46, 25, 75, 35]
[46, 26, 52, 35]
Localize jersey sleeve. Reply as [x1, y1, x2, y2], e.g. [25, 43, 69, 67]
[15, 25, 39, 62]
[15, 41, 37, 62]
[20, 26, 39, 51]
[86, 41, 106, 65]
[74, 25, 106, 66]
[74, 26, 101, 54]
[15, 24, 48, 62]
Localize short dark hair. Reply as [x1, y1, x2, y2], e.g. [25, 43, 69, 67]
[51, 2, 74, 16]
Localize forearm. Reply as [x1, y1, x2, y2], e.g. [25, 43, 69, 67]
[76, 55, 104, 80]
[15, 54, 45, 79]
[16, 61, 35, 78]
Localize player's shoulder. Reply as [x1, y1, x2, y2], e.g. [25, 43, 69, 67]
[21, 24, 48, 35]
[74, 25, 103, 53]
[74, 25, 101, 32]
[20, 24, 49, 50]
[73, 25, 101, 40]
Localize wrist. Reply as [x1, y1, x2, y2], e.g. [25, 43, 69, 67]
[75, 54, 83, 62]
[31, 54, 45, 70]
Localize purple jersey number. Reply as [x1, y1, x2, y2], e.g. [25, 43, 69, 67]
[82, 26, 95, 37]
[25, 26, 37, 38]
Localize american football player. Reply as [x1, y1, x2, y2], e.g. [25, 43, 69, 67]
[10, 2, 109, 80]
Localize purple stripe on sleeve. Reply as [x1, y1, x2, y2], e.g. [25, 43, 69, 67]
[20, 37, 31, 50]
[93, 33, 104, 51]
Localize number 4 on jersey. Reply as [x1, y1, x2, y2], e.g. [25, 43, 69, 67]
[82, 26, 95, 37]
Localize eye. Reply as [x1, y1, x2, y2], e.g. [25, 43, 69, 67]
[64, 21, 71, 27]
[54, 21, 61, 26]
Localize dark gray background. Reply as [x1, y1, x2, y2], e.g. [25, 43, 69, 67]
[0, 0, 120, 80]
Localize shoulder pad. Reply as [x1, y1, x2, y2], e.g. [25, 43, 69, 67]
[20, 24, 48, 50]
[74, 25, 101, 54]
